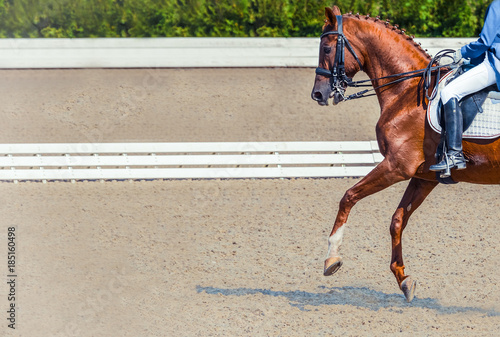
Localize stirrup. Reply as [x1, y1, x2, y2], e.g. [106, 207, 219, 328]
[448, 152, 467, 170]
[430, 151, 466, 176]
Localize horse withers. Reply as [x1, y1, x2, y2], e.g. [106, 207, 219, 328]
[311, 5, 500, 302]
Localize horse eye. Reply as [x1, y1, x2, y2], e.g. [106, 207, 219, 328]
[323, 46, 332, 54]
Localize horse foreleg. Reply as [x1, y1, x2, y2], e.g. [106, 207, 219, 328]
[390, 177, 438, 302]
[324, 161, 409, 276]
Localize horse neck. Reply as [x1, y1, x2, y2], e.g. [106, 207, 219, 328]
[349, 20, 431, 110]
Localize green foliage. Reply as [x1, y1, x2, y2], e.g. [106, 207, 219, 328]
[334, 0, 491, 37]
[0, 0, 492, 38]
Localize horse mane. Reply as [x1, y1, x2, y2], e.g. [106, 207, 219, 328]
[323, 11, 432, 61]
[352, 12, 432, 60]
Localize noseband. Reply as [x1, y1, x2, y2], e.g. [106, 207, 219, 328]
[315, 15, 364, 101]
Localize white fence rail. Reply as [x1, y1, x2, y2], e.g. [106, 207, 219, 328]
[0, 37, 475, 68]
[0, 141, 383, 182]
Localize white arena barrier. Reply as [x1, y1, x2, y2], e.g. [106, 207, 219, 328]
[0, 38, 475, 68]
[0, 141, 383, 182]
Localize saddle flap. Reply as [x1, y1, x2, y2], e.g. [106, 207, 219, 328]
[460, 87, 489, 131]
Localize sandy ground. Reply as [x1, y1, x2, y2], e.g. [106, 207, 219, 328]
[0, 68, 378, 143]
[1, 68, 499, 336]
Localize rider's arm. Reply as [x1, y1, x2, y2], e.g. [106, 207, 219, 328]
[461, 0, 500, 60]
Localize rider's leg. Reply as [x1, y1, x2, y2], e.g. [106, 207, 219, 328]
[430, 57, 497, 174]
[440, 56, 497, 103]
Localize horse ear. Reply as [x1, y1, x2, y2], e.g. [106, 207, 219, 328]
[325, 6, 342, 25]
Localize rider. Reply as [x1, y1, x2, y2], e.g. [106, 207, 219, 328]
[429, 0, 500, 174]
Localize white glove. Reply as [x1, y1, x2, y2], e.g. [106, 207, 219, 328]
[453, 48, 462, 63]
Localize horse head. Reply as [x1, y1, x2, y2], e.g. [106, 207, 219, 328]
[311, 6, 365, 105]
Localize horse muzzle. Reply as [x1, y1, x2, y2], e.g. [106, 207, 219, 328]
[311, 87, 331, 106]
[311, 87, 346, 106]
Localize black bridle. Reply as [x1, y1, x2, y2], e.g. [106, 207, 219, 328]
[315, 15, 455, 102]
[315, 15, 364, 102]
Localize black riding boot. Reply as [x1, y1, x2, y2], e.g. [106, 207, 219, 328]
[429, 98, 466, 174]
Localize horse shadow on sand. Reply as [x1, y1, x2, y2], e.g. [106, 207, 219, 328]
[196, 285, 500, 316]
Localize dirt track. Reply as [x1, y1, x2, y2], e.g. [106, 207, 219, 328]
[1, 68, 500, 336]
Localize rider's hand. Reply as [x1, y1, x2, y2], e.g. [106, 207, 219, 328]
[453, 48, 463, 63]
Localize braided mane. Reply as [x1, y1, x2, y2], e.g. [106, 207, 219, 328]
[342, 11, 432, 61]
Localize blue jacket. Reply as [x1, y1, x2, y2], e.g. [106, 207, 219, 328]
[461, 0, 500, 90]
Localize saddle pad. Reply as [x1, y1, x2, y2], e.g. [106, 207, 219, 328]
[427, 72, 500, 140]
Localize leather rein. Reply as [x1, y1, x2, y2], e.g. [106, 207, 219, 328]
[315, 15, 454, 102]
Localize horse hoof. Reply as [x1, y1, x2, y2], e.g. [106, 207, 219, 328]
[401, 276, 417, 303]
[324, 256, 343, 276]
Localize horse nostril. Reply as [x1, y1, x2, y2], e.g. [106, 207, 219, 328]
[313, 91, 323, 101]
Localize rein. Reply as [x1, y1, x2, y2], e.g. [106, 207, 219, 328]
[316, 15, 455, 102]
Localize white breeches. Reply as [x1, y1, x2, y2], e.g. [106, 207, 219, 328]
[441, 56, 497, 104]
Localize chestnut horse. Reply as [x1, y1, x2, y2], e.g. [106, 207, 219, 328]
[311, 6, 500, 302]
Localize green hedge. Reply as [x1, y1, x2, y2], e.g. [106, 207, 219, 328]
[0, 0, 491, 38]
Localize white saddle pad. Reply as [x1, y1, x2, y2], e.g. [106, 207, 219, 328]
[427, 72, 500, 140]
